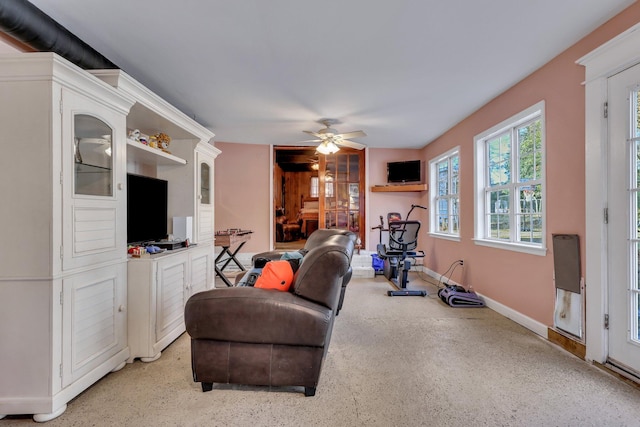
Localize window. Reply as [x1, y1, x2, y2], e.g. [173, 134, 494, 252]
[429, 147, 460, 239]
[474, 101, 546, 255]
[310, 176, 319, 198]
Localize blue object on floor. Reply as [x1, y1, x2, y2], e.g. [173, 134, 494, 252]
[371, 254, 384, 273]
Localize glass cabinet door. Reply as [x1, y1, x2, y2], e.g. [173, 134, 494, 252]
[200, 162, 211, 204]
[74, 114, 113, 196]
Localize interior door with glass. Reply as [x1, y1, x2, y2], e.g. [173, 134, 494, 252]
[607, 62, 640, 376]
[320, 149, 365, 246]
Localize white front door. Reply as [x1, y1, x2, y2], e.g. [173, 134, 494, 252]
[607, 62, 640, 376]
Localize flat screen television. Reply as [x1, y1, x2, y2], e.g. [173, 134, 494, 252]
[127, 173, 168, 244]
[387, 160, 421, 183]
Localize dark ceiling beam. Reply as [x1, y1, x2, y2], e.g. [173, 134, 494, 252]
[0, 0, 117, 69]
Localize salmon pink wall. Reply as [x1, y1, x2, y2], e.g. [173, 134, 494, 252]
[421, 3, 640, 325]
[214, 142, 271, 252]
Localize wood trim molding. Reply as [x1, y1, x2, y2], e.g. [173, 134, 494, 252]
[548, 328, 586, 360]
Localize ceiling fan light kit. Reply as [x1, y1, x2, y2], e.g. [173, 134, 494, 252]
[316, 140, 340, 155]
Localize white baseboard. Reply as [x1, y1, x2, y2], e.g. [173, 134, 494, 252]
[477, 292, 549, 338]
[420, 266, 548, 339]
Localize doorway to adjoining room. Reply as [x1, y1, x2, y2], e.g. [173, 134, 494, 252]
[273, 146, 365, 250]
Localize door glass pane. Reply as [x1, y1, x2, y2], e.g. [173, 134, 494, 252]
[635, 291, 640, 341]
[337, 155, 348, 181]
[635, 91, 640, 138]
[337, 183, 348, 209]
[636, 191, 640, 240]
[349, 154, 359, 180]
[337, 211, 348, 228]
[636, 140, 640, 188]
[74, 115, 113, 196]
[201, 163, 210, 204]
[349, 183, 359, 210]
[631, 93, 640, 343]
[349, 211, 360, 233]
[325, 211, 335, 228]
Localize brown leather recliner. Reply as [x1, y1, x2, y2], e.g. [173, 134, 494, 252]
[184, 234, 354, 396]
[252, 229, 357, 315]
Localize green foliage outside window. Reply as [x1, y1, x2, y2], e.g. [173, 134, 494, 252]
[485, 118, 543, 243]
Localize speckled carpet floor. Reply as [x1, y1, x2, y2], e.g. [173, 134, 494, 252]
[4, 274, 640, 426]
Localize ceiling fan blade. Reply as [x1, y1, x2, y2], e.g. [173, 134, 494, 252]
[296, 139, 322, 143]
[336, 130, 366, 140]
[303, 130, 324, 138]
[338, 140, 366, 150]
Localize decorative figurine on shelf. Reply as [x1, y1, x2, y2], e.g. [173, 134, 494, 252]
[128, 129, 141, 141]
[147, 135, 158, 148]
[155, 132, 171, 154]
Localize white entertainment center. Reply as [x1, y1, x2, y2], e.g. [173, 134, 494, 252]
[0, 53, 219, 422]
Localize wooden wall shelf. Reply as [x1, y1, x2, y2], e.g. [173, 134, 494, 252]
[371, 183, 428, 192]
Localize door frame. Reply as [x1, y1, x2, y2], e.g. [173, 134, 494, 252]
[271, 145, 370, 250]
[579, 23, 640, 364]
[606, 64, 640, 374]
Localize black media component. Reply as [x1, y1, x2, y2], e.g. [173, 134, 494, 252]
[387, 159, 421, 183]
[127, 173, 168, 244]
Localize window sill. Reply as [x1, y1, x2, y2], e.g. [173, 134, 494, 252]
[428, 232, 461, 242]
[473, 238, 547, 256]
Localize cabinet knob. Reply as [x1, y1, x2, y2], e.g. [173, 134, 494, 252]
[118, 305, 126, 312]
[117, 183, 124, 190]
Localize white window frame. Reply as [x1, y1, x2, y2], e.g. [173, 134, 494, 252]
[473, 101, 547, 256]
[429, 147, 460, 241]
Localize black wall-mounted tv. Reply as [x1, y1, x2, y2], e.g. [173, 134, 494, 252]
[387, 160, 422, 183]
[127, 173, 168, 244]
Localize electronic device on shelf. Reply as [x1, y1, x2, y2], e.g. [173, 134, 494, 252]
[387, 159, 422, 184]
[149, 240, 185, 250]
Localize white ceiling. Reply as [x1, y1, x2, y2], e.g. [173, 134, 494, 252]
[28, 0, 635, 149]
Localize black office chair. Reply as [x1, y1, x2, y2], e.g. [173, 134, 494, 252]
[377, 220, 426, 296]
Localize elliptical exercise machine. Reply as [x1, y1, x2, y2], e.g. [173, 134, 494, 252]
[374, 204, 427, 296]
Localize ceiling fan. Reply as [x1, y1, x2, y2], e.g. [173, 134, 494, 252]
[300, 119, 367, 154]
